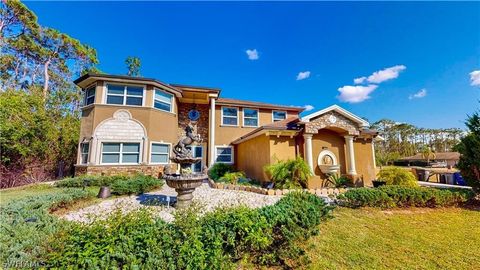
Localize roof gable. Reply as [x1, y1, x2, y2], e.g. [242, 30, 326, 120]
[301, 105, 369, 127]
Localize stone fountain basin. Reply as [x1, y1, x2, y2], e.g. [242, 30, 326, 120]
[164, 173, 207, 190]
[319, 164, 340, 174]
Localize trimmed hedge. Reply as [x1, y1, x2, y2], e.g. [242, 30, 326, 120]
[110, 175, 163, 195]
[338, 186, 475, 208]
[54, 175, 127, 188]
[46, 192, 333, 269]
[55, 174, 163, 195]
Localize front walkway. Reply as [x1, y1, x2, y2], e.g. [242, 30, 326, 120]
[63, 183, 281, 223]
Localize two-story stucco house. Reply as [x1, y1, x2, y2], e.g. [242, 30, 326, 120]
[74, 73, 379, 188]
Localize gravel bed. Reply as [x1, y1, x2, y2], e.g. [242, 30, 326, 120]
[62, 184, 281, 223]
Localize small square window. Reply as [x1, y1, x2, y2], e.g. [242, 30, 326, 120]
[80, 143, 89, 164]
[273, 111, 287, 122]
[150, 143, 170, 164]
[215, 146, 233, 164]
[153, 89, 173, 112]
[243, 108, 258, 127]
[84, 86, 95, 106]
[101, 142, 141, 164]
[222, 107, 238, 126]
[106, 84, 144, 106]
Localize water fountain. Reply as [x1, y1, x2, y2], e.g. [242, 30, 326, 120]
[163, 123, 208, 208]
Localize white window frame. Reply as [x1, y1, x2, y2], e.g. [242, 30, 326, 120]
[214, 145, 234, 164]
[186, 145, 204, 172]
[80, 142, 90, 165]
[242, 108, 259, 127]
[221, 106, 239, 126]
[83, 83, 96, 106]
[100, 142, 142, 165]
[272, 110, 287, 122]
[149, 141, 171, 164]
[152, 88, 174, 113]
[104, 83, 146, 107]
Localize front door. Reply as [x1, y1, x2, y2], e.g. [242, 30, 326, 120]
[187, 145, 203, 173]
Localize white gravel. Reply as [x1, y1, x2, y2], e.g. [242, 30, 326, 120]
[62, 184, 281, 223]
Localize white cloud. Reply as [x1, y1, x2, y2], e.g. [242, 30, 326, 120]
[354, 65, 407, 85]
[366, 65, 406, 83]
[409, 88, 427, 99]
[245, 49, 259, 60]
[337, 84, 378, 103]
[296, 71, 311, 80]
[470, 70, 480, 86]
[303, 104, 315, 111]
[353, 76, 367, 84]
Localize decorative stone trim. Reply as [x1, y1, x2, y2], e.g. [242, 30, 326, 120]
[207, 179, 348, 197]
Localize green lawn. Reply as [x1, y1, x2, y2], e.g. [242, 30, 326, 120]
[304, 207, 480, 270]
[0, 183, 100, 208]
[0, 183, 58, 205]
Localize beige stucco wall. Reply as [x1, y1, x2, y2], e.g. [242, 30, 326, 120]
[236, 135, 271, 181]
[215, 106, 299, 145]
[269, 136, 297, 162]
[306, 130, 375, 188]
[353, 139, 376, 187]
[78, 102, 179, 165]
[311, 129, 348, 178]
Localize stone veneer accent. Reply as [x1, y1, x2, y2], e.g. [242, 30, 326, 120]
[177, 103, 209, 140]
[95, 110, 145, 141]
[305, 111, 360, 135]
[75, 164, 177, 178]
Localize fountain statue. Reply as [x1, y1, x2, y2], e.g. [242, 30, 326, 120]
[163, 123, 208, 208]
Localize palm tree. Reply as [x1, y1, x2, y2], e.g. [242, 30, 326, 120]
[421, 146, 436, 163]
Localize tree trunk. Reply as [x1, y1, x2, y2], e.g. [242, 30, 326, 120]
[43, 59, 50, 98]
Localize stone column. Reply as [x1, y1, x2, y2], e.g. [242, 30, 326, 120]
[344, 135, 357, 175]
[142, 137, 148, 164]
[303, 133, 314, 173]
[209, 97, 216, 166]
[371, 139, 377, 169]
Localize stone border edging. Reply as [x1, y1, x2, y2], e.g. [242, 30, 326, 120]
[207, 179, 348, 196]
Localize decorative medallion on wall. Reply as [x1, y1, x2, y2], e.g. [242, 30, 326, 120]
[328, 114, 337, 124]
[188, 109, 201, 121]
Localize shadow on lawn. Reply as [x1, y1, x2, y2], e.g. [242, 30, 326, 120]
[136, 194, 177, 207]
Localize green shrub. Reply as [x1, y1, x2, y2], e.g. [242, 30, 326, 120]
[46, 192, 332, 269]
[264, 157, 312, 189]
[454, 110, 480, 188]
[110, 174, 163, 195]
[325, 174, 351, 188]
[208, 163, 235, 181]
[218, 171, 246, 185]
[55, 174, 163, 195]
[338, 186, 475, 208]
[0, 188, 95, 264]
[55, 175, 128, 188]
[378, 167, 418, 187]
[338, 188, 394, 208]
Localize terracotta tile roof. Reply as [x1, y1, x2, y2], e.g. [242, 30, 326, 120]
[231, 117, 301, 144]
[360, 129, 379, 135]
[262, 116, 301, 129]
[400, 152, 460, 161]
[216, 98, 304, 112]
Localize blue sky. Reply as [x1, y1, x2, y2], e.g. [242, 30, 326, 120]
[26, 1, 479, 129]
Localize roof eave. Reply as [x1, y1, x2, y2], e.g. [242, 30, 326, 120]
[301, 104, 369, 127]
[74, 73, 183, 97]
